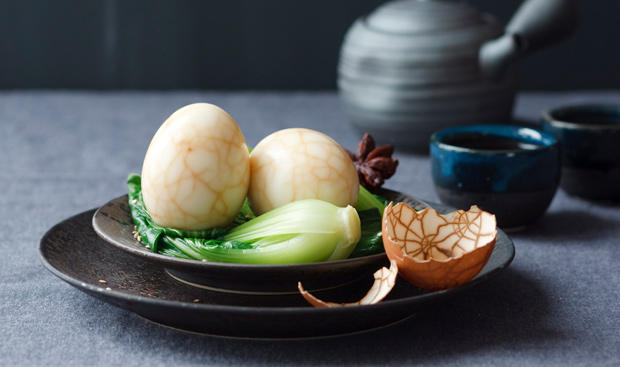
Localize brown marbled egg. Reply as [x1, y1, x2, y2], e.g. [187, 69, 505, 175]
[248, 128, 359, 215]
[141, 103, 250, 230]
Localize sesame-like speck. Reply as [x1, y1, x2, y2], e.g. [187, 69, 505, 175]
[193, 299, 200, 303]
[98, 279, 107, 284]
[105, 287, 112, 291]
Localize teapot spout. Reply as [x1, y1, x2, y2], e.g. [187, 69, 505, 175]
[479, 34, 522, 80]
[478, 0, 578, 80]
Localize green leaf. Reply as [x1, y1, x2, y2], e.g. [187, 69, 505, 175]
[355, 185, 389, 215]
[127, 174, 235, 252]
[349, 209, 384, 258]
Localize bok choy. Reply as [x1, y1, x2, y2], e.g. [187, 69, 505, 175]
[181, 200, 361, 264]
[127, 174, 363, 264]
[354, 185, 388, 216]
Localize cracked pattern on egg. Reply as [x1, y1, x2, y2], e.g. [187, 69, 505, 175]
[385, 204, 496, 261]
[382, 202, 497, 290]
[141, 103, 250, 230]
[248, 128, 359, 215]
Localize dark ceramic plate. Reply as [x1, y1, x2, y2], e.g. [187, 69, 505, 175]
[91, 190, 430, 294]
[40, 205, 514, 339]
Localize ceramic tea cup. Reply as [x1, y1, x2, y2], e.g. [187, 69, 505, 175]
[542, 104, 620, 201]
[430, 125, 560, 229]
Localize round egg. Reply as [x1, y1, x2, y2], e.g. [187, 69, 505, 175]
[248, 128, 359, 215]
[141, 103, 250, 230]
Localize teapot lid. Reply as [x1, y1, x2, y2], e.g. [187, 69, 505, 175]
[366, 0, 485, 34]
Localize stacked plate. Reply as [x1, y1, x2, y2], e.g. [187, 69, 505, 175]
[39, 190, 514, 338]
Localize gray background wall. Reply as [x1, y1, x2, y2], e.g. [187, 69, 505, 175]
[0, 0, 618, 90]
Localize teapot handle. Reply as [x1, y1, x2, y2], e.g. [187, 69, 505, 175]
[479, 0, 578, 79]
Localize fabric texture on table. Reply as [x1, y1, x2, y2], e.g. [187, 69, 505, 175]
[1, 91, 619, 366]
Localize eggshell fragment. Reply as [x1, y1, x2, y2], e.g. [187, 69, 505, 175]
[382, 202, 496, 291]
[298, 260, 398, 308]
[141, 103, 250, 230]
[248, 128, 359, 215]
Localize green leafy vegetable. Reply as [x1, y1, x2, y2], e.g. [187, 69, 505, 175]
[348, 185, 390, 258]
[151, 200, 361, 264]
[127, 174, 364, 264]
[349, 209, 384, 258]
[218, 199, 361, 263]
[127, 174, 252, 252]
[158, 237, 253, 261]
[355, 185, 388, 216]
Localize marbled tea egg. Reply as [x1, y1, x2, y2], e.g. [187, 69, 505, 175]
[248, 128, 358, 215]
[141, 103, 250, 230]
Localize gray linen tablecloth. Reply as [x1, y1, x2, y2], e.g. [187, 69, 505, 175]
[1, 91, 619, 366]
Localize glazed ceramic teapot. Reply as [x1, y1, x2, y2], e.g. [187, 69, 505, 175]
[338, 0, 578, 151]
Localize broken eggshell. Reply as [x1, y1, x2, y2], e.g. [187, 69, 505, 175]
[298, 260, 398, 307]
[382, 202, 497, 291]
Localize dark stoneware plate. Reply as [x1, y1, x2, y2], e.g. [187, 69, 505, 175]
[40, 203, 514, 339]
[91, 190, 430, 294]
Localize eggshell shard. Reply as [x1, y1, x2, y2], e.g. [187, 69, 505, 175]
[382, 202, 497, 291]
[141, 103, 250, 230]
[248, 128, 359, 215]
[298, 260, 398, 308]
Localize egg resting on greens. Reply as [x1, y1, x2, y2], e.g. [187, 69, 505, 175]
[248, 128, 359, 215]
[141, 103, 250, 230]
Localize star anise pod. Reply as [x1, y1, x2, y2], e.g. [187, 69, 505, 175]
[346, 133, 398, 192]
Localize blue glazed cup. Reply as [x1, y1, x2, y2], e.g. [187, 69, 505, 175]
[430, 125, 560, 229]
[542, 104, 620, 201]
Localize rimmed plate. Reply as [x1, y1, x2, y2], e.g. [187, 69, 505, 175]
[40, 203, 514, 339]
[91, 190, 430, 294]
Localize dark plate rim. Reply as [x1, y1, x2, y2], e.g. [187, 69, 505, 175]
[40, 207, 515, 315]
